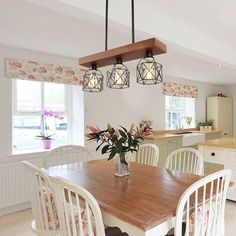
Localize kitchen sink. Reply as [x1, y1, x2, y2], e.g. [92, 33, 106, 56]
[175, 131, 193, 135]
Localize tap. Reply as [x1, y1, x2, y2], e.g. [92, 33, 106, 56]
[176, 116, 186, 133]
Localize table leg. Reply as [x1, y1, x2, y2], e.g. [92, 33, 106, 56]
[102, 211, 175, 236]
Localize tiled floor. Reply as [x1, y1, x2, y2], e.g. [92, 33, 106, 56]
[0, 201, 236, 235]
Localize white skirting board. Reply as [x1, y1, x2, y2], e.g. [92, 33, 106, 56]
[0, 201, 31, 217]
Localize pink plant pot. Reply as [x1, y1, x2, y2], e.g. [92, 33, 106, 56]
[42, 139, 52, 150]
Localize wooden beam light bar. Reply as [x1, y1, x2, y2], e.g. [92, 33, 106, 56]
[79, 38, 167, 68]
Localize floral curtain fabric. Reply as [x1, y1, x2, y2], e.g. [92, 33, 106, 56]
[5, 58, 83, 86]
[163, 82, 198, 98]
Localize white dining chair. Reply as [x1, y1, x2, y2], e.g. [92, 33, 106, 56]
[44, 145, 92, 168]
[165, 148, 204, 175]
[22, 161, 59, 236]
[50, 176, 106, 236]
[132, 143, 159, 167]
[175, 169, 231, 236]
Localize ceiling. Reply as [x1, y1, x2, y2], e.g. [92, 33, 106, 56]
[1, 0, 236, 85]
[136, 0, 236, 49]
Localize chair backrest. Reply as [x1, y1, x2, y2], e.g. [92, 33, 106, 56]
[134, 143, 159, 166]
[175, 169, 231, 236]
[165, 148, 204, 175]
[45, 145, 92, 168]
[22, 161, 58, 231]
[50, 176, 106, 236]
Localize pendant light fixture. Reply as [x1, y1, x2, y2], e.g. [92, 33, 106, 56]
[82, 64, 103, 92]
[107, 58, 130, 89]
[137, 51, 163, 85]
[79, 0, 167, 93]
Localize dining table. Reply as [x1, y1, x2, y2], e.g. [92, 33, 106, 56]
[43, 159, 203, 236]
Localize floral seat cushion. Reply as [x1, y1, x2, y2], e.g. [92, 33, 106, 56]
[187, 201, 221, 236]
[38, 187, 59, 229]
[38, 187, 97, 235]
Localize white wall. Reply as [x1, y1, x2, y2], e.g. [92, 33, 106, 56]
[84, 73, 223, 130]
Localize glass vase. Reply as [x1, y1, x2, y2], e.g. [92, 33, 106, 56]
[114, 153, 129, 177]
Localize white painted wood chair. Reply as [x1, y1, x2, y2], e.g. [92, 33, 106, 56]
[44, 145, 92, 168]
[22, 161, 59, 236]
[165, 148, 204, 175]
[175, 169, 231, 236]
[50, 176, 106, 236]
[132, 143, 159, 167]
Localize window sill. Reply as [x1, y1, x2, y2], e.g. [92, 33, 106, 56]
[8, 149, 50, 158]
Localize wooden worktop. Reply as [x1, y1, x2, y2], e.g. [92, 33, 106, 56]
[198, 138, 236, 149]
[144, 133, 183, 140]
[144, 129, 222, 141]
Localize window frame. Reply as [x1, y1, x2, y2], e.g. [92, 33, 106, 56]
[12, 80, 73, 151]
[165, 95, 195, 130]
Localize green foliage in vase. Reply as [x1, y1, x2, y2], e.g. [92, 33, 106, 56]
[86, 123, 144, 165]
[184, 116, 192, 126]
[197, 119, 214, 128]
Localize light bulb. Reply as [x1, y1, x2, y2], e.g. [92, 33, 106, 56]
[88, 72, 98, 88]
[114, 65, 124, 85]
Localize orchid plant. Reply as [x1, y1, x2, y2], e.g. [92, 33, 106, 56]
[36, 110, 64, 140]
[86, 123, 145, 165]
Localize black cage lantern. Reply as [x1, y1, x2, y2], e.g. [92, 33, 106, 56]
[137, 51, 163, 85]
[83, 64, 104, 92]
[106, 58, 130, 89]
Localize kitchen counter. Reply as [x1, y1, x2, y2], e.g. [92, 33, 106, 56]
[144, 133, 183, 140]
[144, 129, 222, 141]
[198, 138, 236, 149]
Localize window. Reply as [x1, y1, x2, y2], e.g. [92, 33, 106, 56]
[165, 95, 195, 130]
[12, 80, 72, 151]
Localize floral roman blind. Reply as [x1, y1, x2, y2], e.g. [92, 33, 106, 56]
[163, 82, 198, 98]
[5, 58, 84, 86]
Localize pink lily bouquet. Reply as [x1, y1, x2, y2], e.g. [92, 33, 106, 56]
[86, 123, 145, 165]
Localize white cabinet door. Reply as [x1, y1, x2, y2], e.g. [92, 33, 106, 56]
[219, 98, 233, 137]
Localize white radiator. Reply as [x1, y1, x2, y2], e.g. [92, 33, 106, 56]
[0, 161, 29, 208]
[0, 157, 44, 216]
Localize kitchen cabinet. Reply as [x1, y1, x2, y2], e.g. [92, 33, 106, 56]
[198, 138, 236, 201]
[143, 130, 222, 167]
[207, 97, 233, 138]
[143, 138, 182, 167]
[205, 133, 223, 141]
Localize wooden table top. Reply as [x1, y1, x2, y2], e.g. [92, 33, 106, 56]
[43, 160, 202, 231]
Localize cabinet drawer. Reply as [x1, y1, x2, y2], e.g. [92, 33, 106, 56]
[201, 148, 225, 162]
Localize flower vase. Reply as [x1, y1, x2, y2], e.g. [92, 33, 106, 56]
[114, 153, 129, 177]
[42, 139, 52, 150]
